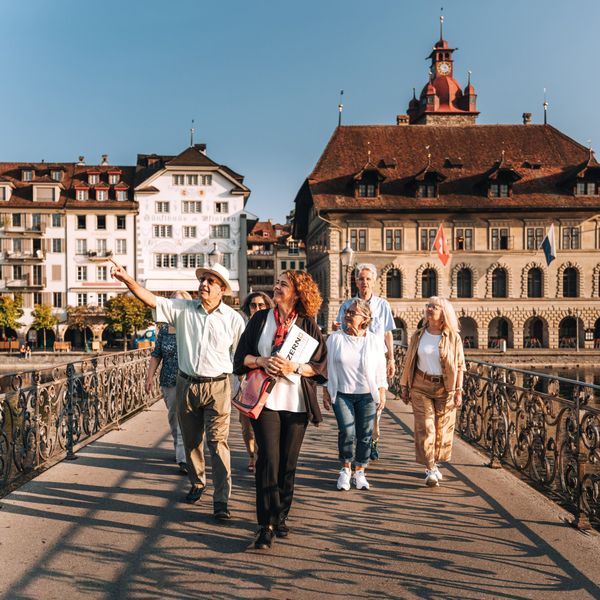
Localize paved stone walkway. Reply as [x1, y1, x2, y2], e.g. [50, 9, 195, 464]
[0, 397, 599, 600]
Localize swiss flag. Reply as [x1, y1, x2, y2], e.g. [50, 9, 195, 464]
[432, 224, 451, 266]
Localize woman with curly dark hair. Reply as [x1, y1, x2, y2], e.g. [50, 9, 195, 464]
[233, 270, 327, 549]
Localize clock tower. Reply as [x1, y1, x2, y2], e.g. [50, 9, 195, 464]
[406, 17, 479, 126]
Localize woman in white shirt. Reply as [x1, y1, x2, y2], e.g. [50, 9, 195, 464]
[323, 299, 388, 491]
[399, 297, 465, 487]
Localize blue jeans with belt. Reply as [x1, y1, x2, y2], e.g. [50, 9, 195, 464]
[333, 392, 376, 467]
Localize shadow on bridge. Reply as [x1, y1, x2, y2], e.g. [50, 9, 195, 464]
[0, 401, 599, 599]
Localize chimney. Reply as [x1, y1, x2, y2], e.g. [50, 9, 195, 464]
[522, 112, 532, 125]
[396, 114, 410, 126]
[101, 154, 109, 165]
[77, 155, 85, 165]
[194, 143, 207, 155]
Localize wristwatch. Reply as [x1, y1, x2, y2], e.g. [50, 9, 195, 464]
[294, 363, 303, 375]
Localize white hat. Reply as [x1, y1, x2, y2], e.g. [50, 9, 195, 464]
[195, 263, 233, 295]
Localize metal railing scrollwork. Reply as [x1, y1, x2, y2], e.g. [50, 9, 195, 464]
[0, 349, 161, 496]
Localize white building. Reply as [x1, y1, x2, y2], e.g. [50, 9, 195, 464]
[134, 144, 251, 300]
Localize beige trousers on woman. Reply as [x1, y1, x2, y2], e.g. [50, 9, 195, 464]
[410, 375, 457, 469]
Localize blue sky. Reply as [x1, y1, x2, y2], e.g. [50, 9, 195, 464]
[2, 1, 599, 222]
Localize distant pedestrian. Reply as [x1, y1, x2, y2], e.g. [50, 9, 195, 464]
[110, 259, 245, 521]
[238, 292, 274, 472]
[145, 290, 193, 475]
[324, 299, 387, 491]
[24, 344, 31, 359]
[399, 297, 465, 487]
[234, 270, 327, 550]
[336, 263, 395, 459]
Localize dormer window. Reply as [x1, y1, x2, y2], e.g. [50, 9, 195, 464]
[357, 182, 377, 197]
[418, 182, 436, 198]
[109, 173, 119, 185]
[489, 183, 510, 198]
[96, 189, 107, 201]
[22, 169, 33, 182]
[116, 190, 127, 201]
[76, 189, 89, 201]
[575, 181, 597, 196]
[88, 173, 99, 185]
[51, 170, 63, 182]
[0, 186, 7, 201]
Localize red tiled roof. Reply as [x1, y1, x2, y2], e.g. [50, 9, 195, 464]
[293, 123, 600, 237]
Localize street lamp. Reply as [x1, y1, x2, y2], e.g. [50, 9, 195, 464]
[208, 243, 223, 267]
[340, 241, 354, 299]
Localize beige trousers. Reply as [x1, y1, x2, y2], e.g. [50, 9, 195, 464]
[176, 375, 231, 505]
[410, 375, 457, 469]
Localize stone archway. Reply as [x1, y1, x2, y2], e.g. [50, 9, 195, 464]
[458, 316, 478, 348]
[485, 262, 512, 298]
[521, 261, 547, 298]
[523, 315, 549, 348]
[488, 316, 513, 349]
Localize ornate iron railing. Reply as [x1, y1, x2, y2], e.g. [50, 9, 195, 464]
[459, 360, 600, 528]
[390, 343, 600, 528]
[0, 349, 161, 496]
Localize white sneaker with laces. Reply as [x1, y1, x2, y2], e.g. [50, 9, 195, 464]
[337, 467, 351, 491]
[433, 465, 443, 481]
[352, 470, 370, 490]
[425, 469, 439, 487]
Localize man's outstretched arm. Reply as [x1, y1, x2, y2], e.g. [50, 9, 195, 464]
[109, 259, 158, 309]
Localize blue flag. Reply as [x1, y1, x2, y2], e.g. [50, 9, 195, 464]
[541, 223, 556, 266]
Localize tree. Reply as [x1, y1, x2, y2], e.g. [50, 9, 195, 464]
[66, 305, 97, 348]
[31, 304, 59, 349]
[105, 294, 153, 351]
[0, 294, 24, 339]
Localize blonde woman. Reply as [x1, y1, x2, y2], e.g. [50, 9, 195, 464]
[399, 297, 465, 487]
[145, 290, 193, 474]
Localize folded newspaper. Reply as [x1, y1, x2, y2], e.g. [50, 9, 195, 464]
[277, 324, 319, 384]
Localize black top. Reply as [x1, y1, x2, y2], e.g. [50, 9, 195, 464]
[233, 309, 328, 425]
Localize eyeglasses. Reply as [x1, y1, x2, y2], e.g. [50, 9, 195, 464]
[250, 302, 266, 309]
[426, 303, 441, 310]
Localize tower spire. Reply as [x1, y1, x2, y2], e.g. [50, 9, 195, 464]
[190, 119, 195, 146]
[440, 9, 444, 41]
[543, 88, 548, 125]
[338, 90, 344, 126]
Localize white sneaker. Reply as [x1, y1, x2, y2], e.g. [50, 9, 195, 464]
[425, 469, 439, 487]
[352, 470, 370, 490]
[337, 467, 351, 491]
[433, 465, 443, 481]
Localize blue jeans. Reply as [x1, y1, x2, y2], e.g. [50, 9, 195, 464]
[333, 392, 376, 467]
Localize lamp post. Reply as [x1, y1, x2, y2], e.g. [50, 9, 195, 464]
[208, 243, 223, 267]
[340, 241, 354, 299]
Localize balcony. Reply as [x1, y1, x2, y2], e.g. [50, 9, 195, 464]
[6, 275, 47, 289]
[247, 250, 274, 256]
[86, 250, 113, 261]
[0, 224, 46, 236]
[1, 250, 45, 262]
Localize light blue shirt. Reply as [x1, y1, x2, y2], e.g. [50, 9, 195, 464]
[337, 294, 395, 339]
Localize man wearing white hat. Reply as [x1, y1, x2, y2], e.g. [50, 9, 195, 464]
[110, 259, 245, 521]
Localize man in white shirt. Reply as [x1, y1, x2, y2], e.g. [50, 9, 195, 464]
[110, 259, 245, 521]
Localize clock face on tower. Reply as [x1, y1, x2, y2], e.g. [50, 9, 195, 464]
[437, 62, 451, 76]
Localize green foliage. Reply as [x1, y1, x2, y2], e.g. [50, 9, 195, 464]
[0, 294, 24, 335]
[66, 305, 100, 346]
[105, 294, 152, 350]
[31, 304, 59, 348]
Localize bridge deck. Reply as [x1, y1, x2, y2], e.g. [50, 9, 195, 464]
[0, 398, 599, 600]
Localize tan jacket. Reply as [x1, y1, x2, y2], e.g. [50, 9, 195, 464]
[399, 327, 466, 394]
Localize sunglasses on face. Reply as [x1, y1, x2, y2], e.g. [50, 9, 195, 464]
[200, 277, 221, 286]
[426, 303, 441, 310]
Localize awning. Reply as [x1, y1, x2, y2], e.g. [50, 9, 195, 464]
[144, 278, 240, 293]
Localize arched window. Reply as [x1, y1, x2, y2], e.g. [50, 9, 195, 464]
[492, 268, 507, 298]
[422, 268, 437, 298]
[527, 268, 543, 298]
[563, 267, 578, 298]
[457, 268, 472, 298]
[386, 269, 402, 298]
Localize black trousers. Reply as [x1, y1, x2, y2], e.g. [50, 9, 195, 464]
[250, 408, 308, 527]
